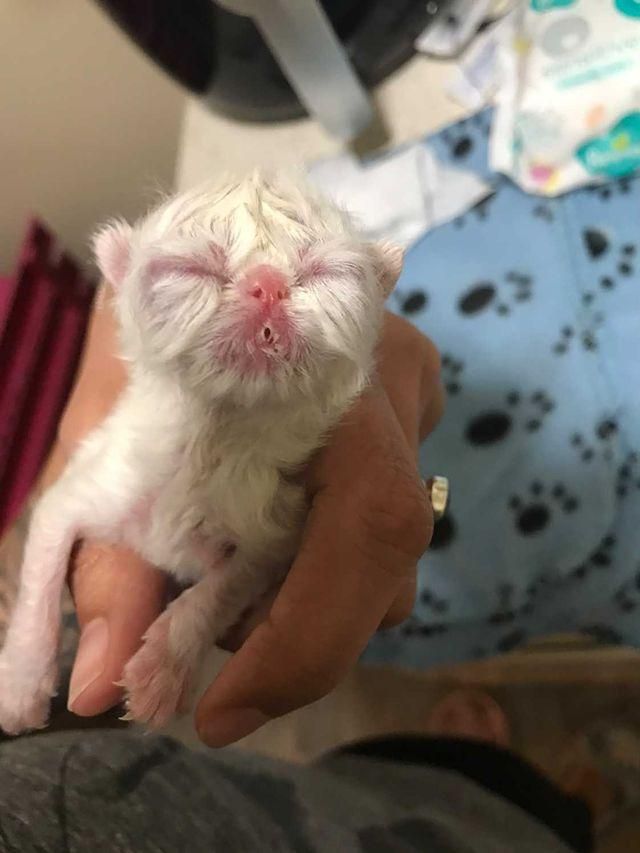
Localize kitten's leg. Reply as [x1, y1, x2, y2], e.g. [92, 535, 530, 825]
[0, 435, 129, 735]
[0, 490, 78, 734]
[122, 557, 281, 728]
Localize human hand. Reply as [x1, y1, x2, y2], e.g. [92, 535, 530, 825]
[43, 286, 444, 744]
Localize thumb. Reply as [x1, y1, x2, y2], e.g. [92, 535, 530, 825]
[67, 540, 167, 716]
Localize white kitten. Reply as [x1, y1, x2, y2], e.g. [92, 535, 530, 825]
[0, 173, 401, 733]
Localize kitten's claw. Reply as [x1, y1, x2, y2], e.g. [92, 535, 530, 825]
[120, 615, 192, 729]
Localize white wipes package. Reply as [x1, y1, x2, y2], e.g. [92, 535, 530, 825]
[491, 0, 640, 196]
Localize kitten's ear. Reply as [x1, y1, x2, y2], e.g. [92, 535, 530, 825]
[93, 220, 133, 289]
[371, 242, 404, 298]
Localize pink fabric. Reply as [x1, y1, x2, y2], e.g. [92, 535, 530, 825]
[0, 221, 96, 534]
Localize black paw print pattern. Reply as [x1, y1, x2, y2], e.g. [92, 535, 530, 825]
[583, 227, 610, 259]
[582, 227, 637, 288]
[465, 389, 555, 447]
[570, 417, 618, 463]
[442, 126, 474, 160]
[613, 243, 635, 279]
[393, 287, 428, 316]
[581, 625, 623, 646]
[453, 193, 497, 228]
[509, 481, 579, 536]
[612, 567, 640, 613]
[400, 614, 449, 638]
[487, 583, 518, 626]
[551, 316, 603, 355]
[533, 203, 555, 223]
[581, 245, 635, 301]
[570, 534, 616, 580]
[523, 571, 555, 612]
[420, 588, 450, 615]
[585, 176, 633, 201]
[495, 629, 528, 654]
[617, 452, 640, 498]
[457, 271, 533, 318]
[441, 354, 464, 396]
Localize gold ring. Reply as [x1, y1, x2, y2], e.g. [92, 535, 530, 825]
[426, 476, 449, 521]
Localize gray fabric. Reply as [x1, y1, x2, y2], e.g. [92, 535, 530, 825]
[0, 730, 575, 852]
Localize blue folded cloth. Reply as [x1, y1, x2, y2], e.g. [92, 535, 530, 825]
[364, 110, 640, 667]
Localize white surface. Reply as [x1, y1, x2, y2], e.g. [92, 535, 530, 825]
[307, 143, 491, 246]
[177, 54, 467, 191]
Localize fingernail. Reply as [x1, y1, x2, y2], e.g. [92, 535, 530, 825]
[198, 707, 270, 747]
[68, 617, 109, 713]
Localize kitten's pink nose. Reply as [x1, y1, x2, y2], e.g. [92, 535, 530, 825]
[244, 265, 288, 305]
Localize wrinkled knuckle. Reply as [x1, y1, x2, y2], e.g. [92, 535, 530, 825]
[392, 491, 433, 558]
[359, 467, 433, 566]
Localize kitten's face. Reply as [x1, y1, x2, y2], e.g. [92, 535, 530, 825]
[95, 175, 400, 404]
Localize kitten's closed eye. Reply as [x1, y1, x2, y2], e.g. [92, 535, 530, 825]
[296, 256, 331, 285]
[296, 243, 367, 286]
[145, 245, 230, 286]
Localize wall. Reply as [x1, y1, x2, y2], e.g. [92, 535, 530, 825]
[0, 0, 184, 271]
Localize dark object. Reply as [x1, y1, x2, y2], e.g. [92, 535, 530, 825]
[333, 736, 593, 853]
[582, 228, 609, 259]
[94, 0, 450, 122]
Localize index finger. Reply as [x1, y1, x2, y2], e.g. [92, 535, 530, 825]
[195, 386, 432, 746]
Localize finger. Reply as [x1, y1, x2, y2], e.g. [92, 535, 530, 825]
[222, 535, 420, 645]
[379, 574, 417, 629]
[219, 588, 279, 654]
[378, 313, 442, 450]
[376, 316, 441, 630]
[419, 381, 445, 443]
[67, 540, 167, 716]
[195, 388, 431, 746]
[379, 381, 444, 632]
[379, 381, 443, 630]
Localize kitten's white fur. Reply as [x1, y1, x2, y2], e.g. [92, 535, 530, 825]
[0, 173, 401, 732]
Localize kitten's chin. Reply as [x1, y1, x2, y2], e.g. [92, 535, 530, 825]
[212, 331, 303, 378]
[184, 340, 368, 409]
[193, 360, 308, 409]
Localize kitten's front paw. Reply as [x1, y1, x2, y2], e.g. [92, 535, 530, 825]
[0, 656, 54, 735]
[121, 614, 193, 729]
